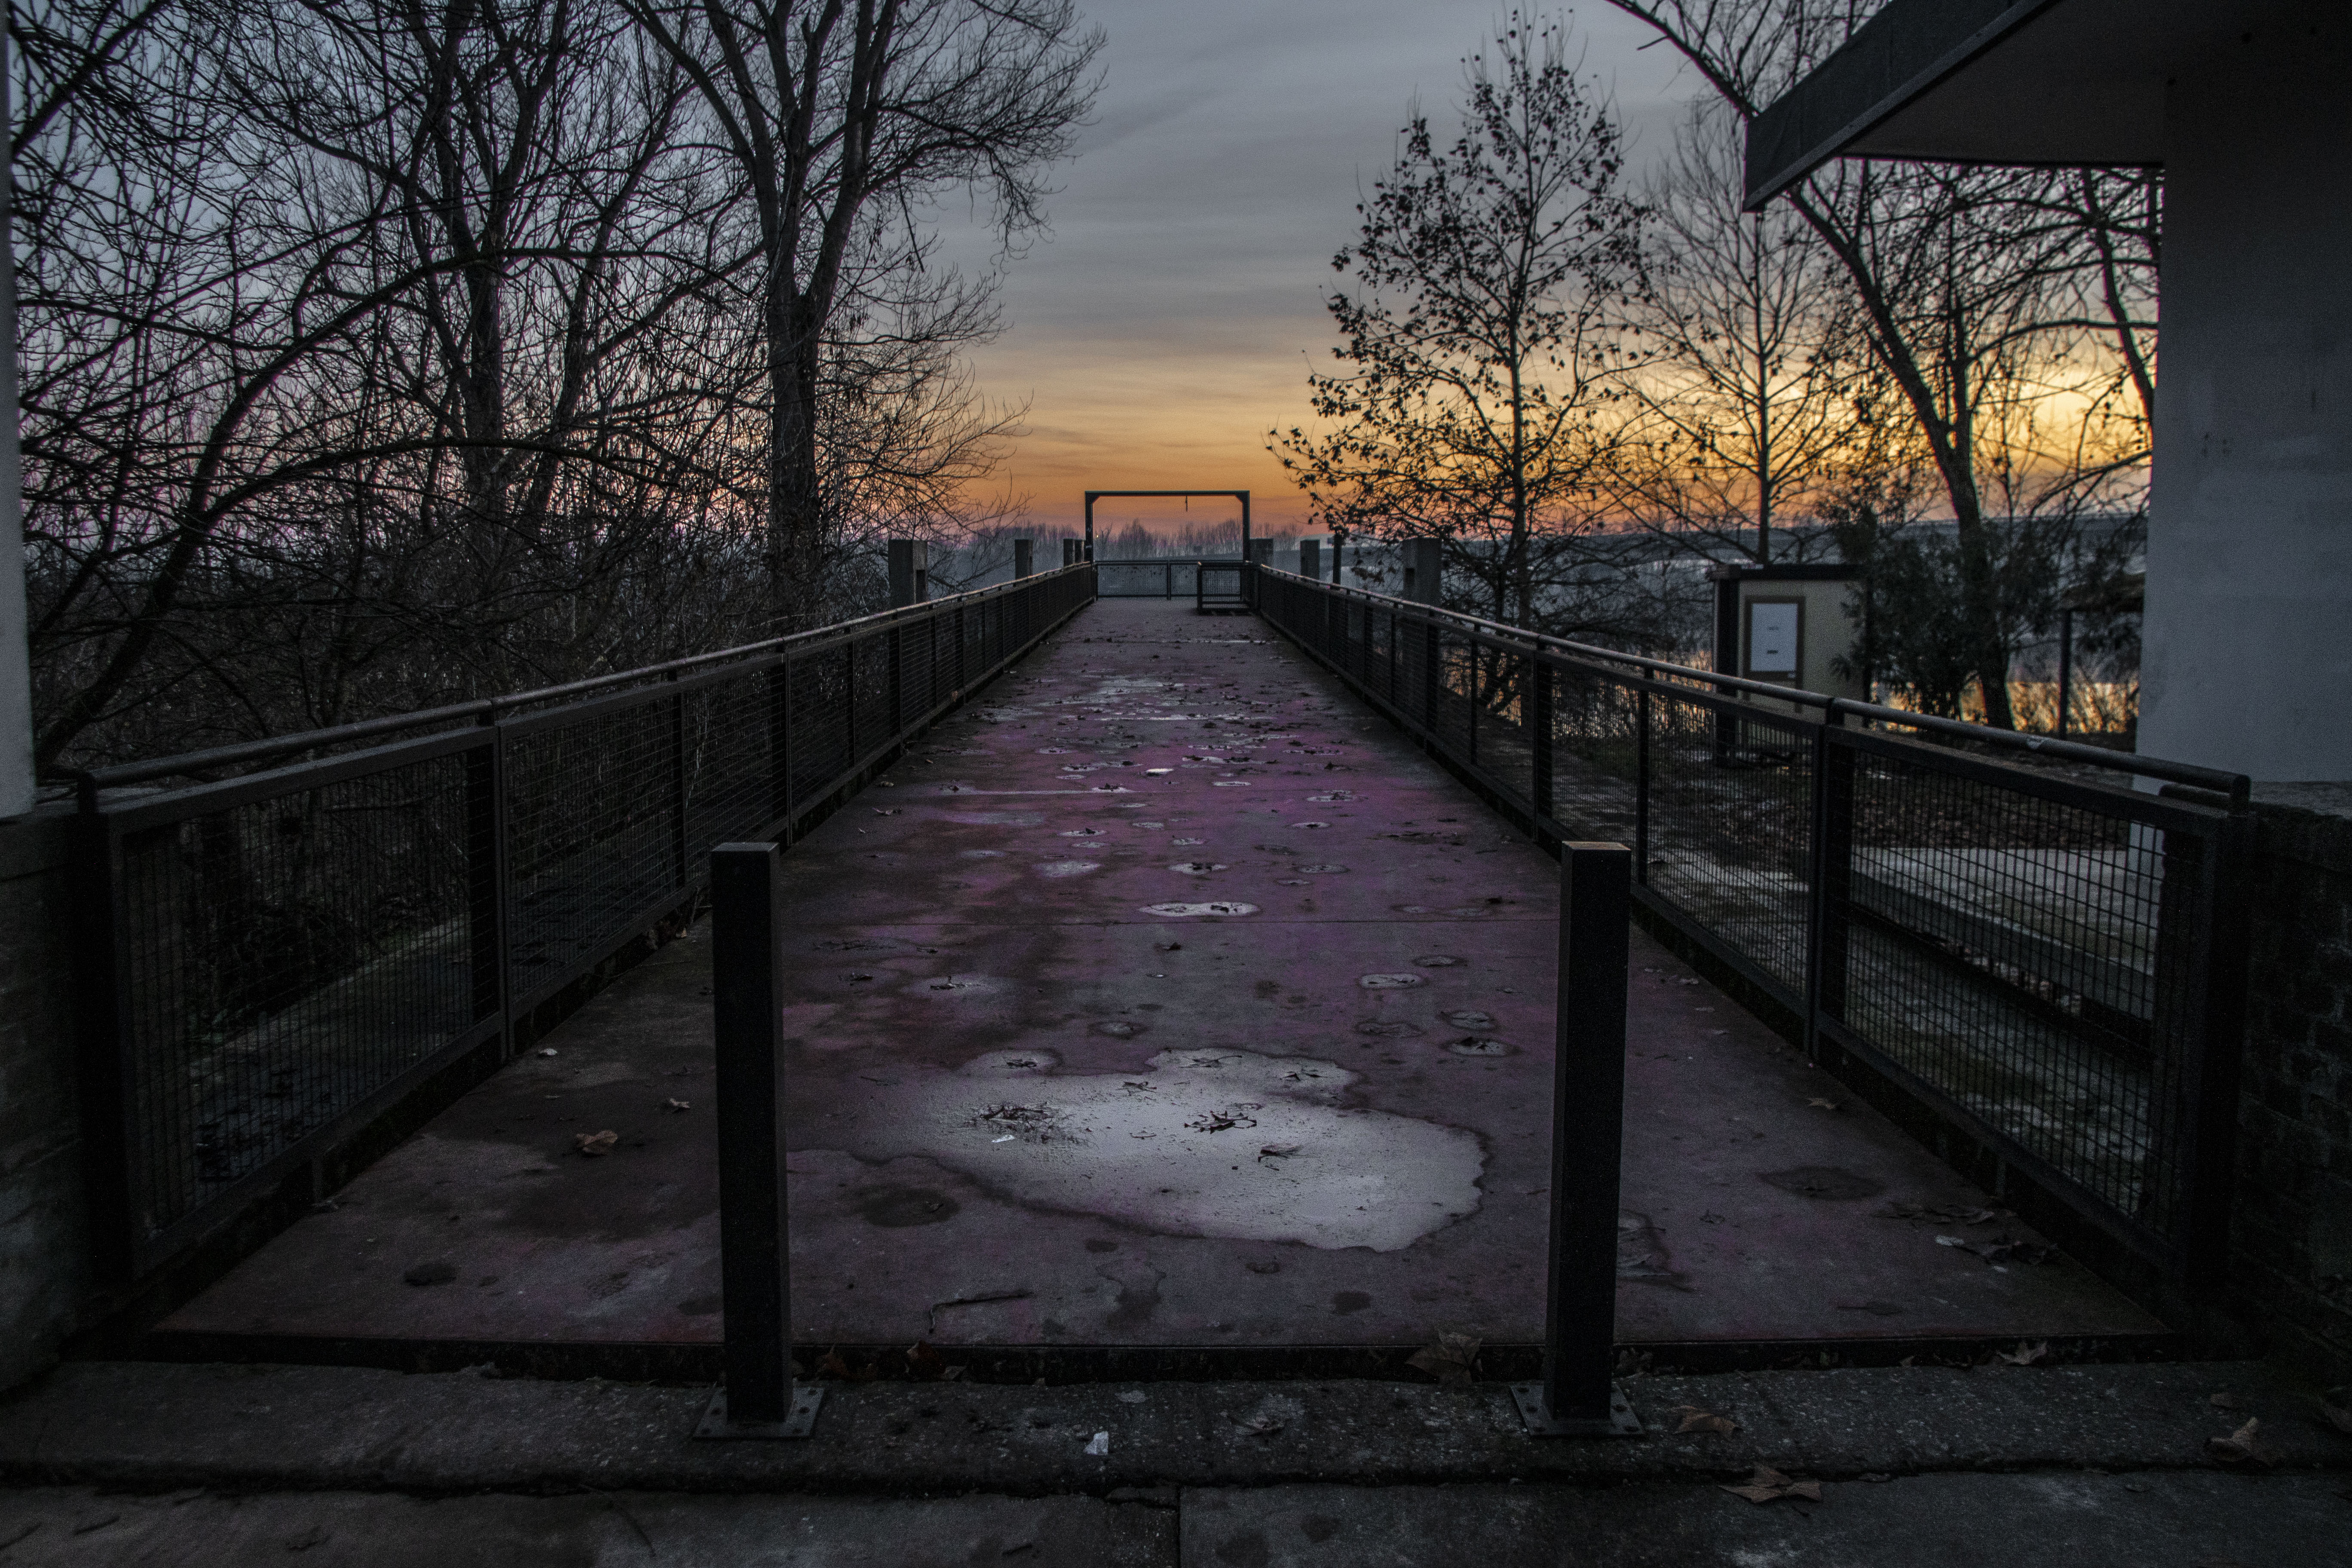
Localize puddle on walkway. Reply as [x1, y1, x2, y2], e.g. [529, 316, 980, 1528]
[839, 1048, 1485, 1251]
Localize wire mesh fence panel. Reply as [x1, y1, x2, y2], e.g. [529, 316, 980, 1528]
[1253, 567, 2249, 1282]
[77, 567, 1095, 1280]
[1096, 560, 1209, 599]
[1541, 662, 1642, 846]
[682, 665, 787, 864]
[503, 695, 686, 1002]
[1640, 693, 1814, 996]
[1827, 737, 2188, 1236]
[113, 747, 476, 1248]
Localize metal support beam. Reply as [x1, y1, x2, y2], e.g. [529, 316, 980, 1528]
[698, 843, 822, 1440]
[1515, 841, 1641, 1437]
[1401, 539, 1442, 605]
[1013, 538, 1033, 580]
[888, 540, 929, 607]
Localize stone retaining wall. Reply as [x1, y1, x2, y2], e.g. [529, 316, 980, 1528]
[0, 808, 86, 1390]
[2235, 790, 2352, 1382]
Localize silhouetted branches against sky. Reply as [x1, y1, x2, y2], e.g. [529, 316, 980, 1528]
[1270, 3, 2159, 723]
[16, 0, 1098, 767]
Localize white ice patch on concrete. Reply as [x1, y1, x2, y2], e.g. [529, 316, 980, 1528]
[860, 1048, 1484, 1252]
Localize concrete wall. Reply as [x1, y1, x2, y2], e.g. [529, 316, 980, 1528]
[2140, 18, 2352, 781]
[0, 809, 90, 1389]
[2232, 789, 2352, 1380]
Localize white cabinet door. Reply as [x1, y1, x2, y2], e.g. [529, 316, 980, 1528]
[1748, 601, 1800, 676]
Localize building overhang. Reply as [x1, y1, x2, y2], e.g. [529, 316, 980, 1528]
[1742, 0, 2312, 209]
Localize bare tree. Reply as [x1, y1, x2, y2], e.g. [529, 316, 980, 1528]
[619, 0, 1097, 623]
[1602, 0, 2160, 726]
[1613, 100, 1854, 564]
[1271, 17, 1645, 631]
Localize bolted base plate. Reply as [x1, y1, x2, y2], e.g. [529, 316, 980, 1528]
[1511, 1381, 1642, 1438]
[695, 1384, 824, 1440]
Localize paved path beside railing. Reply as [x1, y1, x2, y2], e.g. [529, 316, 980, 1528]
[155, 600, 2160, 1363]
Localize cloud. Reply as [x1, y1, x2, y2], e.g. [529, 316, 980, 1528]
[927, 0, 1700, 528]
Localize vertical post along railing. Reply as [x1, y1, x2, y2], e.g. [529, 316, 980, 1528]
[697, 842, 821, 1439]
[1517, 840, 1641, 1436]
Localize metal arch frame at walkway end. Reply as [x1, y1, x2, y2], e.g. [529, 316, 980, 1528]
[1081, 490, 1251, 566]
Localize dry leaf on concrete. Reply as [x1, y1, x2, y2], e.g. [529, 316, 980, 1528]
[1995, 1341, 2051, 1366]
[1406, 1331, 1482, 1384]
[1671, 1406, 1740, 1435]
[2205, 1418, 2279, 1467]
[573, 1130, 619, 1156]
[1720, 1465, 1822, 1504]
[2315, 1388, 2352, 1435]
[661, 1098, 691, 1113]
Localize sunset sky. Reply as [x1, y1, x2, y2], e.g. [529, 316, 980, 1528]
[932, 2, 1698, 543]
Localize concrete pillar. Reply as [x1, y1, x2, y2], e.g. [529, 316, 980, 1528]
[887, 539, 928, 608]
[1300, 539, 1321, 581]
[1063, 539, 1080, 568]
[1013, 538, 1033, 579]
[0, 39, 32, 820]
[2141, 24, 2352, 781]
[1402, 539, 1443, 605]
[1249, 539, 1271, 566]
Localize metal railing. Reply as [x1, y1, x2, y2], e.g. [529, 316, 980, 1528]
[1092, 557, 1231, 599]
[1253, 566, 2254, 1307]
[65, 564, 1096, 1283]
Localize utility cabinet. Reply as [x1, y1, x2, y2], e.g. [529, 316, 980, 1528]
[1709, 563, 1866, 707]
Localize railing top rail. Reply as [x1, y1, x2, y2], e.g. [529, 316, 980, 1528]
[57, 562, 1095, 796]
[1258, 566, 2250, 805]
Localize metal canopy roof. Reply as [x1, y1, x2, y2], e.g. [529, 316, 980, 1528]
[1742, 0, 2310, 209]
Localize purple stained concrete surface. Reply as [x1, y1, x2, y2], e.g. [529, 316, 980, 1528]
[161, 600, 2161, 1351]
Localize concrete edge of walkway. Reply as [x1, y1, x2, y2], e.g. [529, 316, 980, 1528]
[2, 1360, 2347, 1496]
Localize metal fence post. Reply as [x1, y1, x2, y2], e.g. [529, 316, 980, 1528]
[697, 842, 822, 1439]
[668, 674, 689, 888]
[1804, 713, 1856, 1066]
[1529, 656, 1553, 843]
[2170, 807, 2255, 1300]
[1633, 690, 1651, 886]
[465, 731, 506, 1028]
[1516, 841, 1640, 1436]
[766, 658, 795, 839]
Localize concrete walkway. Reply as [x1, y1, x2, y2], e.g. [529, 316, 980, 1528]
[157, 599, 2156, 1363]
[2, 1360, 2348, 1565]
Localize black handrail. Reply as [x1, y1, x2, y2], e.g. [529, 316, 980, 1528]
[54, 564, 1096, 795]
[1253, 566, 2248, 803]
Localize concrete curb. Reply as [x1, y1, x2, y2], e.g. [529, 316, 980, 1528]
[2, 1361, 2347, 1496]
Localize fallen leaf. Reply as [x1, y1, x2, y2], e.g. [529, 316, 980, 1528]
[661, 1098, 691, 1112]
[1806, 1098, 1840, 1111]
[1719, 1465, 1821, 1504]
[1406, 1330, 1482, 1384]
[1996, 1340, 2051, 1366]
[1935, 1234, 1970, 1249]
[2206, 1417, 2278, 1467]
[1237, 1413, 1285, 1438]
[2208, 1391, 2243, 1411]
[906, 1341, 944, 1379]
[574, 1130, 619, 1156]
[1084, 1431, 1110, 1456]
[1671, 1406, 1740, 1435]
[2317, 1387, 2352, 1435]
